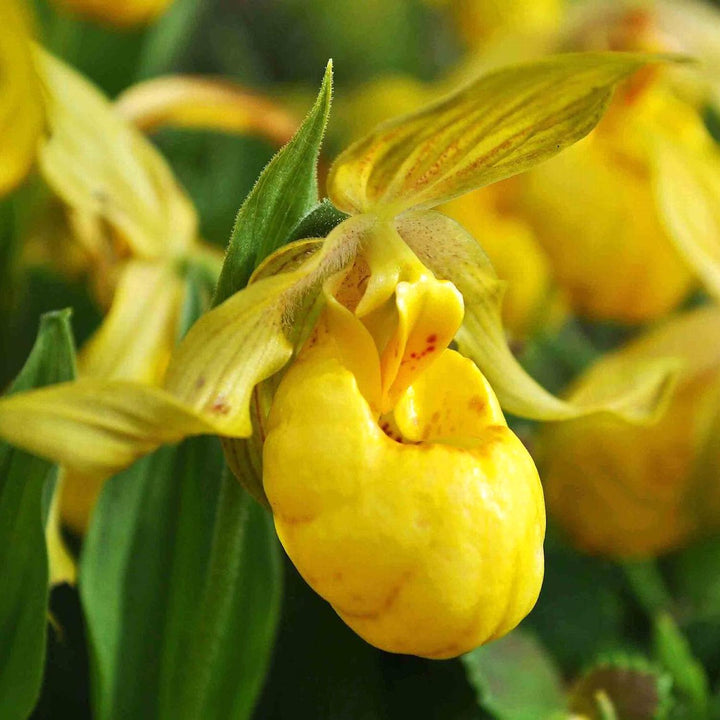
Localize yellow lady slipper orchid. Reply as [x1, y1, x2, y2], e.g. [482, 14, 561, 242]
[263, 255, 544, 658]
[542, 305, 720, 558]
[51, 0, 174, 27]
[0, 53, 680, 656]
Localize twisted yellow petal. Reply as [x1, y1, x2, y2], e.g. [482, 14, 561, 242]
[0, 219, 365, 479]
[79, 261, 185, 384]
[35, 49, 197, 259]
[116, 76, 298, 147]
[0, 380, 215, 479]
[397, 211, 679, 423]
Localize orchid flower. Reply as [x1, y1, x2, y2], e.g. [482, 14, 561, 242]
[0, 53, 680, 657]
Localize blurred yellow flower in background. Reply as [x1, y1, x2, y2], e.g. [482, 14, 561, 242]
[542, 305, 720, 558]
[433, 0, 561, 49]
[0, 0, 44, 196]
[51, 0, 175, 27]
[513, 80, 703, 322]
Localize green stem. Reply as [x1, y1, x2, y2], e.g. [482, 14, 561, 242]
[134, 0, 205, 80]
[621, 558, 674, 616]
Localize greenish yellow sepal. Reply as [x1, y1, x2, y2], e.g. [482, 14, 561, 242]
[397, 211, 680, 424]
[328, 53, 671, 216]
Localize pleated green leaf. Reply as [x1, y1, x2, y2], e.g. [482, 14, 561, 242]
[0, 309, 76, 720]
[80, 445, 282, 720]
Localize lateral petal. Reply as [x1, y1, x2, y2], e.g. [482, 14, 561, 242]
[397, 210, 679, 424]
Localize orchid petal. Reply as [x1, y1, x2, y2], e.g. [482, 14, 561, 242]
[116, 75, 298, 146]
[35, 48, 197, 259]
[397, 211, 679, 423]
[79, 261, 185, 383]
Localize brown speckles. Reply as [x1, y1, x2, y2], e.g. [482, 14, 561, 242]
[195, 376, 206, 390]
[468, 395, 486, 414]
[426, 334, 437, 344]
[340, 571, 413, 620]
[406, 343, 436, 364]
[209, 394, 231, 415]
[380, 421, 402, 442]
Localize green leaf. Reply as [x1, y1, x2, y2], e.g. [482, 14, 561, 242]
[462, 629, 566, 720]
[569, 655, 672, 720]
[213, 61, 334, 305]
[653, 613, 710, 720]
[0, 309, 76, 720]
[80, 445, 282, 720]
[79, 274, 283, 720]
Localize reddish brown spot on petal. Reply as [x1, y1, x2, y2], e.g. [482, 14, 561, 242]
[210, 395, 231, 415]
[468, 395, 486, 414]
[426, 334, 437, 343]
